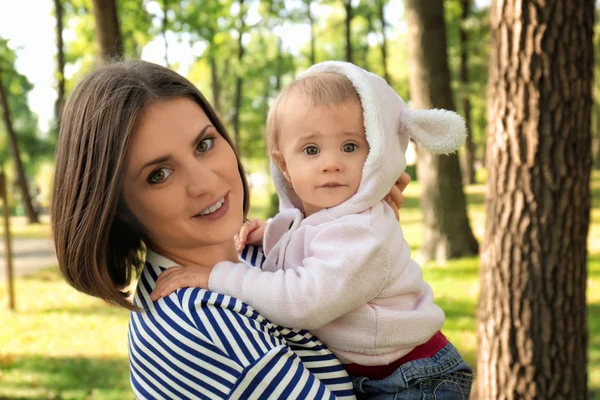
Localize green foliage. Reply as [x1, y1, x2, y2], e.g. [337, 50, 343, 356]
[0, 39, 53, 179]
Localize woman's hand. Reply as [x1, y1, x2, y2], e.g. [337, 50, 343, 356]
[385, 172, 411, 220]
[235, 219, 267, 251]
[150, 265, 212, 301]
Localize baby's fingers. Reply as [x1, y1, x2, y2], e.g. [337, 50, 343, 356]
[237, 221, 257, 251]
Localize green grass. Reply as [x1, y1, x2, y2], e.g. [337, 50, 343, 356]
[0, 175, 599, 399]
[0, 215, 51, 239]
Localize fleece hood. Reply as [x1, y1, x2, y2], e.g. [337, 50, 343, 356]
[271, 61, 467, 217]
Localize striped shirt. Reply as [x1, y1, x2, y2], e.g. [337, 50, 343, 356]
[128, 246, 356, 399]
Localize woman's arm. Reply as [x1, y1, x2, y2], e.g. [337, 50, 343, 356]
[131, 269, 355, 399]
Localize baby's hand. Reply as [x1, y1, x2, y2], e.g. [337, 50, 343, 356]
[384, 172, 411, 221]
[235, 219, 267, 251]
[150, 265, 212, 301]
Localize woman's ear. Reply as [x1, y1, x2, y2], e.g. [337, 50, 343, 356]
[271, 150, 291, 183]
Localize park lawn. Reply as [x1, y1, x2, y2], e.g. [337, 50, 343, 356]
[0, 174, 599, 399]
[0, 215, 52, 239]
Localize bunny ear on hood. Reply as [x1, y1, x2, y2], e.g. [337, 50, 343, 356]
[402, 108, 467, 154]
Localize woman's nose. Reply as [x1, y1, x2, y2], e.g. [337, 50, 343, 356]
[186, 162, 219, 197]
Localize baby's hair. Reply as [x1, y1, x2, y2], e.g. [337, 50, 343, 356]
[266, 72, 360, 153]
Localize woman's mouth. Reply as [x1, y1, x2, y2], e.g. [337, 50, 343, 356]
[193, 194, 229, 221]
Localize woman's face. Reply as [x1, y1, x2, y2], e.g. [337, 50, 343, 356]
[121, 97, 244, 252]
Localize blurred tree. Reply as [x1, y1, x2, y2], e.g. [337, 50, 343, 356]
[375, 0, 390, 83]
[404, 0, 479, 262]
[174, 0, 233, 116]
[232, 0, 249, 152]
[593, 6, 600, 169]
[0, 67, 40, 223]
[342, 0, 354, 62]
[304, 0, 316, 65]
[459, 0, 475, 184]
[477, 1, 593, 398]
[91, 0, 123, 64]
[162, 0, 169, 66]
[53, 0, 66, 136]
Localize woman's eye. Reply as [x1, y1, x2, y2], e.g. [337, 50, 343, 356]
[148, 168, 173, 184]
[342, 143, 358, 153]
[196, 137, 215, 154]
[303, 146, 320, 156]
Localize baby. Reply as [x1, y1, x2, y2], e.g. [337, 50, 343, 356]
[153, 61, 473, 399]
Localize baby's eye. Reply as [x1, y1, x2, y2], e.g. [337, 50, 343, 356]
[342, 143, 358, 153]
[303, 146, 320, 156]
[196, 137, 215, 154]
[148, 167, 173, 184]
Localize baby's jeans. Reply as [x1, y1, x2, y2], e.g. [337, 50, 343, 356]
[350, 343, 473, 400]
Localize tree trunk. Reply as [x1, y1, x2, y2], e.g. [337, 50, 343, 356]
[343, 0, 353, 63]
[232, 0, 247, 153]
[404, 0, 479, 262]
[91, 0, 123, 65]
[377, 0, 390, 84]
[459, 0, 475, 185]
[209, 52, 221, 116]
[162, 0, 169, 66]
[53, 0, 65, 134]
[477, 1, 593, 399]
[0, 71, 40, 224]
[275, 36, 283, 91]
[594, 104, 600, 169]
[305, 0, 316, 65]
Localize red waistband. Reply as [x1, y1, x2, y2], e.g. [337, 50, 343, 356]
[344, 331, 448, 380]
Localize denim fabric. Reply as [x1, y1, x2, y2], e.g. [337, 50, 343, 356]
[351, 343, 473, 400]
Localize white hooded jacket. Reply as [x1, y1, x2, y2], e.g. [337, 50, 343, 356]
[209, 61, 467, 365]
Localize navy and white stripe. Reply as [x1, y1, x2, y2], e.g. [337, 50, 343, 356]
[129, 246, 355, 399]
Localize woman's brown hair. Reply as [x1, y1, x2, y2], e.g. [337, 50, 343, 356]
[51, 60, 250, 311]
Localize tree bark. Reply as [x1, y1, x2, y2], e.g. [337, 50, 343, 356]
[53, 0, 65, 134]
[0, 71, 40, 224]
[232, 0, 247, 153]
[91, 0, 123, 65]
[404, 0, 479, 262]
[477, 1, 593, 399]
[377, 0, 390, 84]
[343, 0, 353, 63]
[459, 0, 475, 185]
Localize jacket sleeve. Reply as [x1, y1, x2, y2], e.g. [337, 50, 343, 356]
[208, 223, 391, 330]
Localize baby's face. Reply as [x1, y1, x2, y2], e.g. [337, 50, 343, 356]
[273, 95, 368, 216]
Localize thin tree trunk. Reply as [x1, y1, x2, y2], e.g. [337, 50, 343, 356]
[377, 0, 390, 84]
[595, 104, 600, 169]
[209, 51, 221, 116]
[91, 0, 123, 65]
[275, 36, 283, 91]
[0, 71, 40, 224]
[477, 1, 593, 398]
[53, 0, 65, 133]
[305, 0, 316, 65]
[232, 0, 247, 153]
[404, 0, 479, 262]
[343, 0, 353, 63]
[162, 0, 169, 66]
[459, 0, 475, 185]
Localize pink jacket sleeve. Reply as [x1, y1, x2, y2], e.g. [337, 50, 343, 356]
[208, 223, 393, 330]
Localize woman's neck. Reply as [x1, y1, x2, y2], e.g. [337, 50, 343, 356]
[148, 239, 239, 268]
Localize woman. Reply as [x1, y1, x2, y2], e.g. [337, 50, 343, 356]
[51, 60, 409, 399]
